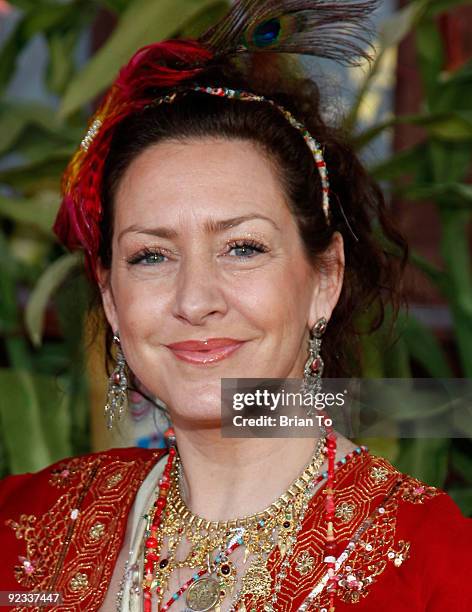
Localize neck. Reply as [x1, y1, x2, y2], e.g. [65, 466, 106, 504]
[170, 425, 355, 522]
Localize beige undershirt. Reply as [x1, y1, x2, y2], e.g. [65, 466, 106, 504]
[100, 454, 168, 612]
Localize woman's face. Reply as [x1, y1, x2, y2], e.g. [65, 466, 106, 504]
[98, 138, 344, 426]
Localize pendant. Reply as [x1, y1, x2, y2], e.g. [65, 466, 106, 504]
[185, 575, 221, 612]
[240, 556, 272, 598]
[216, 560, 236, 595]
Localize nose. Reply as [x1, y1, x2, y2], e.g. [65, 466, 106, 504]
[172, 251, 228, 325]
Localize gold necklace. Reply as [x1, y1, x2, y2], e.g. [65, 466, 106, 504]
[150, 437, 326, 611]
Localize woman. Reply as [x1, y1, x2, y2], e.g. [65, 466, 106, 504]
[1, 1, 471, 611]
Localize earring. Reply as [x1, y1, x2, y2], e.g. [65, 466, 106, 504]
[104, 332, 128, 430]
[302, 317, 327, 416]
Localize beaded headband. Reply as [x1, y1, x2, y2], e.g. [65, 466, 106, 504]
[152, 85, 331, 224]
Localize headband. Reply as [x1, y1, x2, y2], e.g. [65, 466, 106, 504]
[146, 85, 331, 223]
[54, 0, 378, 280]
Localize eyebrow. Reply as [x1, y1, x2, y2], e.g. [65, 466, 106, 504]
[117, 213, 280, 243]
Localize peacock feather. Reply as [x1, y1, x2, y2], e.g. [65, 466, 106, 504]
[199, 0, 380, 66]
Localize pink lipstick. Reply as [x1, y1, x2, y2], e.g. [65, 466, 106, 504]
[166, 338, 245, 365]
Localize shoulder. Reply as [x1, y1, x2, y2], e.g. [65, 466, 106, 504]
[321, 450, 472, 610]
[0, 446, 167, 511]
[0, 446, 168, 596]
[360, 452, 471, 538]
[366, 453, 472, 610]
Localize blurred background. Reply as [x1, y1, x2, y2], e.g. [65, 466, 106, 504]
[0, 0, 471, 515]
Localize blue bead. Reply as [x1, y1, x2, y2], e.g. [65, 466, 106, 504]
[193, 574, 199, 580]
[173, 594, 179, 600]
[356, 447, 361, 454]
[341, 458, 346, 464]
[322, 471, 328, 479]
[253, 18, 281, 48]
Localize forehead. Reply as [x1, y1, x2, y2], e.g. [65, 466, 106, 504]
[113, 137, 291, 228]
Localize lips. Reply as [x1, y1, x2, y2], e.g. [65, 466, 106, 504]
[166, 338, 245, 365]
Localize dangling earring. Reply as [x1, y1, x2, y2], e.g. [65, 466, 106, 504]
[302, 317, 327, 416]
[104, 332, 128, 430]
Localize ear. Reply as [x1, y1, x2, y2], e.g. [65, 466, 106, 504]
[308, 231, 345, 327]
[95, 260, 119, 333]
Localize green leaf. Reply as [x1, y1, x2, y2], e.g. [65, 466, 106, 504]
[60, 0, 225, 118]
[415, 17, 444, 102]
[425, 0, 472, 18]
[399, 182, 472, 208]
[3, 128, 76, 165]
[409, 250, 452, 298]
[0, 369, 72, 473]
[0, 101, 81, 157]
[451, 446, 472, 484]
[354, 111, 472, 149]
[178, 1, 229, 38]
[98, 0, 129, 13]
[0, 152, 70, 193]
[0, 193, 58, 235]
[440, 59, 472, 86]
[452, 402, 472, 438]
[370, 143, 428, 180]
[6, 1, 39, 9]
[428, 111, 472, 140]
[448, 488, 472, 516]
[45, 30, 80, 96]
[439, 209, 472, 377]
[382, 335, 412, 378]
[394, 438, 450, 487]
[25, 253, 81, 347]
[400, 313, 453, 377]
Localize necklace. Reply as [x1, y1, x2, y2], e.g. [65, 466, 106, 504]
[143, 437, 326, 612]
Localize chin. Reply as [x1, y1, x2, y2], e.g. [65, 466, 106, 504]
[165, 388, 223, 422]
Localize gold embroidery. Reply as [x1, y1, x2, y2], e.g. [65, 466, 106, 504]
[370, 465, 389, 483]
[335, 501, 356, 523]
[89, 522, 106, 541]
[295, 550, 315, 575]
[49, 462, 80, 488]
[270, 454, 443, 612]
[6, 514, 46, 588]
[401, 480, 439, 504]
[6, 451, 163, 611]
[337, 567, 373, 603]
[70, 571, 89, 591]
[106, 471, 124, 488]
[387, 540, 411, 567]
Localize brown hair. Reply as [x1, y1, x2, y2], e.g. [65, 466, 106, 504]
[96, 59, 408, 378]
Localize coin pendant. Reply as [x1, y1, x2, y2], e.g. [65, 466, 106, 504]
[185, 575, 221, 611]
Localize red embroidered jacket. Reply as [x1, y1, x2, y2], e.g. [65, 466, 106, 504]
[0, 446, 471, 611]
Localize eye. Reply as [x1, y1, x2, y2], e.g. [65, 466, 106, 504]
[227, 239, 269, 259]
[127, 248, 167, 265]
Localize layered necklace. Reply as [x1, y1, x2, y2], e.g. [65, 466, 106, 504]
[142, 437, 327, 612]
